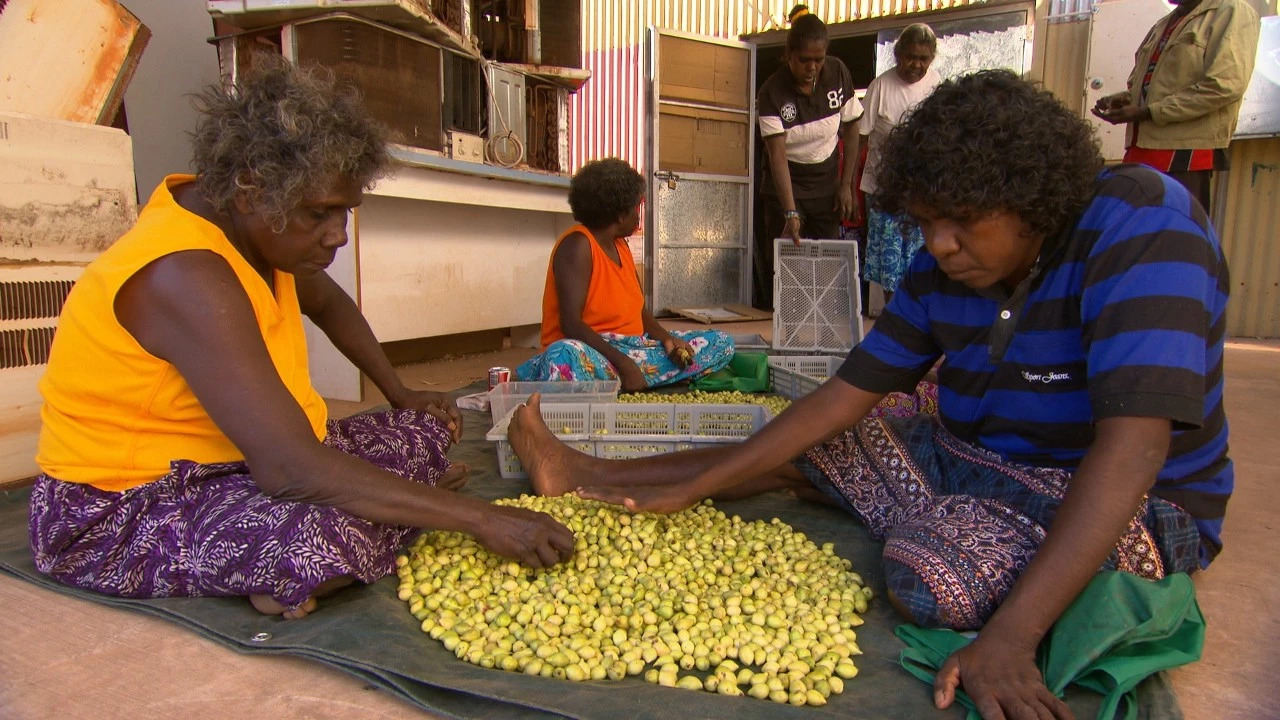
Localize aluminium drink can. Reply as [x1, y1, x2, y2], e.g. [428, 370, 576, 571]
[488, 366, 512, 391]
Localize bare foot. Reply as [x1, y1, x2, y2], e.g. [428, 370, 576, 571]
[248, 576, 354, 620]
[508, 394, 591, 497]
[436, 463, 469, 491]
[250, 594, 317, 620]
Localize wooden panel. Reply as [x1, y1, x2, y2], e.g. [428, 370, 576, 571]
[657, 36, 749, 110]
[294, 17, 444, 152]
[0, 111, 137, 263]
[0, 0, 150, 125]
[657, 103, 748, 176]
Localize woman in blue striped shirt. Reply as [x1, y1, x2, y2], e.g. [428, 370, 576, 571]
[513, 70, 1231, 720]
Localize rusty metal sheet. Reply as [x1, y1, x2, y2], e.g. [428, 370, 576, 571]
[0, 0, 150, 125]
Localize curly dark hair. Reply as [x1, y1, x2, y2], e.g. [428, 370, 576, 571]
[568, 158, 645, 228]
[876, 70, 1103, 244]
[787, 7, 827, 50]
[190, 54, 391, 233]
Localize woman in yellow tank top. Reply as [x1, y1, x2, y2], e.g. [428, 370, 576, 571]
[516, 158, 734, 391]
[29, 56, 573, 619]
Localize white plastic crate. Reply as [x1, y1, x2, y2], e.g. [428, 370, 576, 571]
[487, 380, 620, 427]
[773, 239, 864, 353]
[678, 405, 767, 440]
[487, 402, 593, 479]
[494, 439, 597, 479]
[767, 355, 845, 400]
[595, 440, 679, 460]
[589, 404, 676, 438]
[486, 401, 770, 478]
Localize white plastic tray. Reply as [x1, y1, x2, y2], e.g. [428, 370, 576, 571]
[487, 380, 620, 427]
[486, 402, 770, 479]
[773, 239, 864, 353]
[767, 355, 845, 400]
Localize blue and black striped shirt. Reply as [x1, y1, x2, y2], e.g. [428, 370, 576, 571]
[838, 165, 1232, 565]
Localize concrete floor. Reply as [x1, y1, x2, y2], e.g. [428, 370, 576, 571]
[1, 322, 1276, 719]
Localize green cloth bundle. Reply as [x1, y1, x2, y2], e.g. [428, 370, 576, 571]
[896, 572, 1204, 720]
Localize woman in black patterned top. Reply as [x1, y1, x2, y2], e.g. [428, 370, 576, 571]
[753, 5, 864, 309]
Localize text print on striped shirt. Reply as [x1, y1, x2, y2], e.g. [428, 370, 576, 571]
[1021, 371, 1073, 384]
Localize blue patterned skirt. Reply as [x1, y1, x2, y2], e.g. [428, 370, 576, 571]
[864, 195, 926, 291]
[29, 409, 452, 610]
[515, 330, 734, 387]
[797, 413, 1201, 630]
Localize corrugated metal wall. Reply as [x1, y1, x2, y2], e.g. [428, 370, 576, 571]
[1039, 18, 1089, 115]
[571, 0, 988, 172]
[1218, 138, 1280, 338]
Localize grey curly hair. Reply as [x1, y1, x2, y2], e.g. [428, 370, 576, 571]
[895, 23, 937, 54]
[190, 54, 392, 232]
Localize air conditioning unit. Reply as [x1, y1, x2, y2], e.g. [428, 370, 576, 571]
[0, 111, 137, 484]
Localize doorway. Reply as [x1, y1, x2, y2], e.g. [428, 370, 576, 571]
[749, 31, 878, 311]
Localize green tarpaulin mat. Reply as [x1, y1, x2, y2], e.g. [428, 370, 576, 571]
[0, 397, 1183, 719]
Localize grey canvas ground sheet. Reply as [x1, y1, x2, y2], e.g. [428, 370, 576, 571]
[0, 396, 1181, 719]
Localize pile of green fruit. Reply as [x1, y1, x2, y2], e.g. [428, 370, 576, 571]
[397, 495, 870, 705]
[618, 390, 791, 417]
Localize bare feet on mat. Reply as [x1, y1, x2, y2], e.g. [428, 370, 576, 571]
[436, 463, 469, 491]
[509, 394, 582, 497]
[249, 576, 354, 619]
[250, 594, 318, 619]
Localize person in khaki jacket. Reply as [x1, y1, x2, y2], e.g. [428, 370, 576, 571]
[1093, 0, 1259, 214]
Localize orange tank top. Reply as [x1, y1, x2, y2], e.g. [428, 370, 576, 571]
[36, 175, 328, 491]
[540, 225, 646, 347]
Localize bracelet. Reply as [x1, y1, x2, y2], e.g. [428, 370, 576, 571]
[782, 210, 800, 220]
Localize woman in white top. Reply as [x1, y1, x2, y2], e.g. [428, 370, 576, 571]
[853, 24, 942, 300]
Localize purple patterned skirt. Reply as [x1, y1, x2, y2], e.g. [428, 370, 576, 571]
[797, 412, 1201, 631]
[29, 409, 451, 610]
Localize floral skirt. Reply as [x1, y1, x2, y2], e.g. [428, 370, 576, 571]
[797, 413, 1201, 630]
[29, 409, 452, 610]
[515, 330, 734, 388]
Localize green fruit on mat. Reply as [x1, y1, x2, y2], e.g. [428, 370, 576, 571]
[395, 494, 868, 702]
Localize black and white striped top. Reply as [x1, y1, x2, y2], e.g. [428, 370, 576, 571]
[757, 58, 862, 200]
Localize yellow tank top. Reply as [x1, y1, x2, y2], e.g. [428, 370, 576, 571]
[36, 175, 328, 491]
